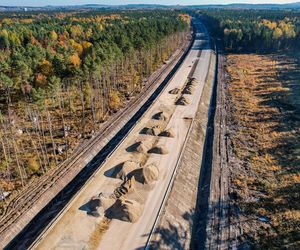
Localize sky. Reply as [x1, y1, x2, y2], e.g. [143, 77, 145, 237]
[0, 0, 297, 7]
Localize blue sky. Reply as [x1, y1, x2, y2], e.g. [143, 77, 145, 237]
[0, 1, 296, 7]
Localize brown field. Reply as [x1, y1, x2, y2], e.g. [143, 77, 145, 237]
[226, 53, 300, 248]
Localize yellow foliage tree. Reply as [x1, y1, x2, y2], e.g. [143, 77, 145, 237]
[50, 30, 58, 41]
[27, 156, 40, 173]
[97, 24, 104, 31]
[2, 18, 13, 25]
[20, 19, 33, 24]
[0, 29, 8, 37]
[273, 27, 283, 39]
[69, 54, 81, 67]
[70, 39, 83, 55]
[262, 19, 277, 30]
[279, 21, 296, 39]
[85, 28, 93, 39]
[9, 32, 21, 46]
[82, 41, 93, 50]
[133, 72, 140, 87]
[109, 90, 122, 110]
[39, 59, 53, 76]
[70, 25, 83, 38]
[178, 14, 191, 24]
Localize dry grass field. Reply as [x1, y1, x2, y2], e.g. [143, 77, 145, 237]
[226, 53, 300, 248]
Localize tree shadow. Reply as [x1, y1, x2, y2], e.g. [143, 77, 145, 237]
[254, 54, 300, 173]
[138, 209, 195, 250]
[223, 52, 300, 248]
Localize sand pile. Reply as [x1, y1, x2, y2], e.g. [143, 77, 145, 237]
[122, 176, 136, 193]
[113, 176, 136, 198]
[112, 198, 143, 223]
[188, 77, 198, 86]
[142, 164, 159, 184]
[183, 85, 195, 95]
[159, 128, 175, 138]
[141, 125, 162, 136]
[116, 161, 140, 180]
[176, 96, 190, 106]
[136, 141, 151, 153]
[148, 145, 169, 155]
[169, 88, 180, 94]
[88, 194, 114, 217]
[128, 164, 158, 184]
[88, 198, 101, 217]
[127, 140, 151, 153]
[152, 111, 168, 121]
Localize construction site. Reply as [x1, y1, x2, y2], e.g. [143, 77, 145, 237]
[29, 20, 214, 250]
[0, 16, 219, 249]
[1, 2, 300, 249]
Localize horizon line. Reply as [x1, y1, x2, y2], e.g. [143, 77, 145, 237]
[0, 1, 299, 8]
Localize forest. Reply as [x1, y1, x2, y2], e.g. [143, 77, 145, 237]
[198, 9, 300, 52]
[0, 10, 190, 201]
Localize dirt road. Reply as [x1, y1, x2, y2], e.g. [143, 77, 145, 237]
[32, 20, 213, 250]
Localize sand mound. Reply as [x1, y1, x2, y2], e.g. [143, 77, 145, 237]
[116, 161, 139, 180]
[113, 176, 136, 198]
[148, 145, 169, 155]
[113, 198, 143, 223]
[169, 88, 180, 94]
[188, 77, 198, 86]
[127, 141, 151, 153]
[136, 141, 151, 153]
[143, 164, 159, 184]
[152, 111, 168, 121]
[129, 164, 159, 184]
[88, 198, 101, 217]
[159, 128, 175, 138]
[176, 96, 190, 106]
[182, 85, 195, 95]
[87, 194, 114, 217]
[141, 125, 162, 136]
[122, 176, 136, 193]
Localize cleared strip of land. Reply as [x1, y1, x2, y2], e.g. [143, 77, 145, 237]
[32, 20, 213, 250]
[150, 46, 216, 249]
[203, 52, 300, 249]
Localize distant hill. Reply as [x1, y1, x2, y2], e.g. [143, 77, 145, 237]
[188, 2, 300, 9]
[1, 2, 300, 12]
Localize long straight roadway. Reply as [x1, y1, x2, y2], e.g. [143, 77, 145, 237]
[32, 19, 212, 250]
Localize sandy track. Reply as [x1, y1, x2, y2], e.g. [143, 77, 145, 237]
[33, 20, 212, 250]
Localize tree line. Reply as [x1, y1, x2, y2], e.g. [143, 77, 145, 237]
[197, 9, 300, 52]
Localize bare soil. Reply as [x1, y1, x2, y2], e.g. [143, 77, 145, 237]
[222, 53, 300, 249]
